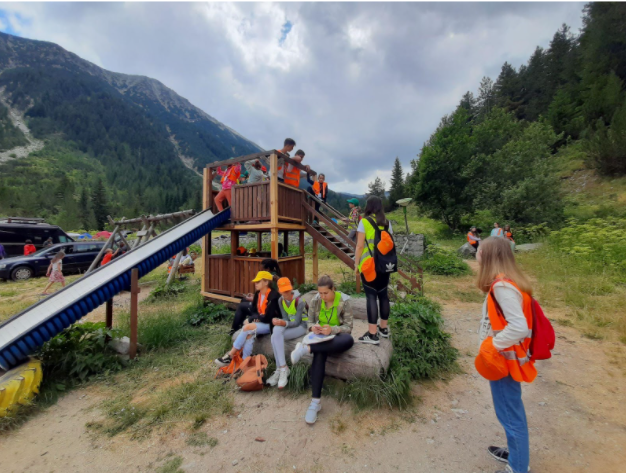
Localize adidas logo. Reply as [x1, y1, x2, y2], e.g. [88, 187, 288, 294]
[386, 262, 395, 272]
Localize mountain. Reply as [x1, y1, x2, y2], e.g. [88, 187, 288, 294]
[0, 32, 262, 228]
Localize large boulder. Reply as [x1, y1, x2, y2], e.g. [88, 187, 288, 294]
[396, 234, 425, 257]
[516, 243, 543, 252]
[458, 242, 477, 258]
[232, 319, 392, 380]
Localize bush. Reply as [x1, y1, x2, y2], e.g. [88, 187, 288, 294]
[297, 282, 317, 294]
[417, 245, 470, 276]
[187, 303, 231, 326]
[327, 360, 412, 410]
[513, 223, 551, 244]
[36, 322, 126, 389]
[389, 296, 458, 379]
[148, 281, 187, 301]
[549, 217, 626, 273]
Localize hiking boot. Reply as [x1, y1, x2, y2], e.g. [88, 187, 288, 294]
[378, 327, 390, 338]
[291, 342, 308, 364]
[278, 367, 290, 389]
[305, 400, 322, 424]
[359, 331, 380, 345]
[214, 354, 232, 367]
[488, 446, 509, 463]
[266, 369, 280, 387]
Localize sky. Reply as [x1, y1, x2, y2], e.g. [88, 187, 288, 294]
[0, 2, 586, 194]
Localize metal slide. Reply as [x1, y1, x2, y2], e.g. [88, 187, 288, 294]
[0, 209, 230, 371]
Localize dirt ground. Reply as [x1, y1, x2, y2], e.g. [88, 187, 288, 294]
[2, 280, 626, 473]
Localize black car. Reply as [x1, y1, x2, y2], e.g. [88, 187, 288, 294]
[0, 242, 106, 281]
[0, 218, 74, 257]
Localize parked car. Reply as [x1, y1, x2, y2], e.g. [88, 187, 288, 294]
[0, 242, 106, 281]
[0, 218, 75, 257]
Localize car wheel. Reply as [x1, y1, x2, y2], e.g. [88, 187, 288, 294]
[11, 266, 34, 281]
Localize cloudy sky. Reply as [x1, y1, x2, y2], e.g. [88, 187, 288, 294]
[0, 2, 585, 194]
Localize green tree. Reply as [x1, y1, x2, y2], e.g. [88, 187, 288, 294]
[91, 178, 108, 230]
[367, 176, 386, 199]
[414, 108, 476, 230]
[79, 186, 93, 230]
[388, 158, 406, 208]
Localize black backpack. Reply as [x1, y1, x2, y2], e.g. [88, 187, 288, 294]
[365, 217, 398, 276]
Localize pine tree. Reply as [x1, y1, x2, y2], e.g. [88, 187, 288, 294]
[388, 157, 405, 208]
[79, 186, 93, 230]
[91, 178, 108, 230]
[367, 177, 386, 199]
[477, 77, 496, 117]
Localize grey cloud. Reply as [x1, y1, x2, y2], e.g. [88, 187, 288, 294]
[1, 2, 584, 193]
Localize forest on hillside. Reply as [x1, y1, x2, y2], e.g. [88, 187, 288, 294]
[376, 3, 626, 231]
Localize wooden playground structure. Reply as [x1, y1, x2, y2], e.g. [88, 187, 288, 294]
[200, 150, 423, 304]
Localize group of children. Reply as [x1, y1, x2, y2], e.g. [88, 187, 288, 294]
[214, 138, 332, 215]
[467, 222, 515, 252]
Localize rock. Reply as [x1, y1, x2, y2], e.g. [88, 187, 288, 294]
[457, 242, 477, 259]
[232, 460, 239, 466]
[109, 337, 142, 355]
[232, 319, 393, 379]
[516, 243, 543, 252]
[538, 402, 547, 406]
[395, 234, 425, 257]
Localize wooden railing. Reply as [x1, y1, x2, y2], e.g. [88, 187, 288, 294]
[230, 182, 271, 221]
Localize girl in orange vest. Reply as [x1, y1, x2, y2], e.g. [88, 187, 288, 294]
[476, 237, 535, 473]
[307, 173, 328, 223]
[215, 271, 280, 366]
[504, 225, 516, 252]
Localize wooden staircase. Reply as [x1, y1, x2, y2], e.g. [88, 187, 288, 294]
[302, 194, 424, 295]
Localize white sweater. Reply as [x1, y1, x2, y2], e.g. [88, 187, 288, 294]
[478, 281, 529, 350]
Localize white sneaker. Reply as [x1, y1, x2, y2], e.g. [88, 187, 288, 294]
[266, 369, 280, 387]
[290, 342, 308, 364]
[278, 367, 290, 389]
[305, 400, 321, 424]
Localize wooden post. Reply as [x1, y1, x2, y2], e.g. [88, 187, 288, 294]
[207, 167, 214, 213]
[283, 231, 289, 256]
[270, 153, 279, 260]
[299, 230, 305, 257]
[230, 230, 238, 297]
[356, 273, 361, 294]
[166, 252, 183, 285]
[129, 268, 140, 360]
[86, 226, 119, 274]
[202, 168, 212, 294]
[105, 299, 113, 329]
[312, 239, 318, 284]
[257, 232, 263, 252]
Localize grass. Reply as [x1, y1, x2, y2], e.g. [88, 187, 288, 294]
[156, 456, 184, 473]
[516, 246, 626, 342]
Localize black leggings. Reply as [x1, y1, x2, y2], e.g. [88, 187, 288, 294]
[361, 273, 390, 325]
[231, 299, 252, 333]
[310, 333, 354, 398]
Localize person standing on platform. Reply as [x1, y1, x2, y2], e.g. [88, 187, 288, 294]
[215, 163, 241, 211]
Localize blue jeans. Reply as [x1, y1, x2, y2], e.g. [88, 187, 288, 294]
[233, 323, 271, 358]
[490, 376, 529, 473]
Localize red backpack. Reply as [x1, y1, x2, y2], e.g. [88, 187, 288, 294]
[529, 299, 555, 361]
[492, 278, 555, 362]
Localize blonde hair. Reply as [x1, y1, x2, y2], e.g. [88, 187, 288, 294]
[476, 237, 532, 294]
[52, 251, 65, 263]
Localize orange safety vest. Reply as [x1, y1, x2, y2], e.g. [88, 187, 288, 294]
[283, 164, 301, 188]
[313, 181, 327, 199]
[486, 277, 537, 383]
[505, 231, 515, 242]
[220, 165, 241, 184]
[257, 288, 270, 315]
[467, 232, 478, 245]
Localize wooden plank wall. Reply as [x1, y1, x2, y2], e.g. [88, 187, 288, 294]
[278, 184, 304, 221]
[230, 182, 271, 222]
[207, 255, 231, 295]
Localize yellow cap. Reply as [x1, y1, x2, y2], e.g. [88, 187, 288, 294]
[252, 271, 273, 282]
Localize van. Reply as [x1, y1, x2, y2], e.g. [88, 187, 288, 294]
[0, 218, 74, 257]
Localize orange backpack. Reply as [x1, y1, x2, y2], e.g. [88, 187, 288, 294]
[215, 349, 244, 378]
[235, 355, 268, 391]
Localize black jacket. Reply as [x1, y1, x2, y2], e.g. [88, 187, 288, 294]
[249, 288, 281, 325]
